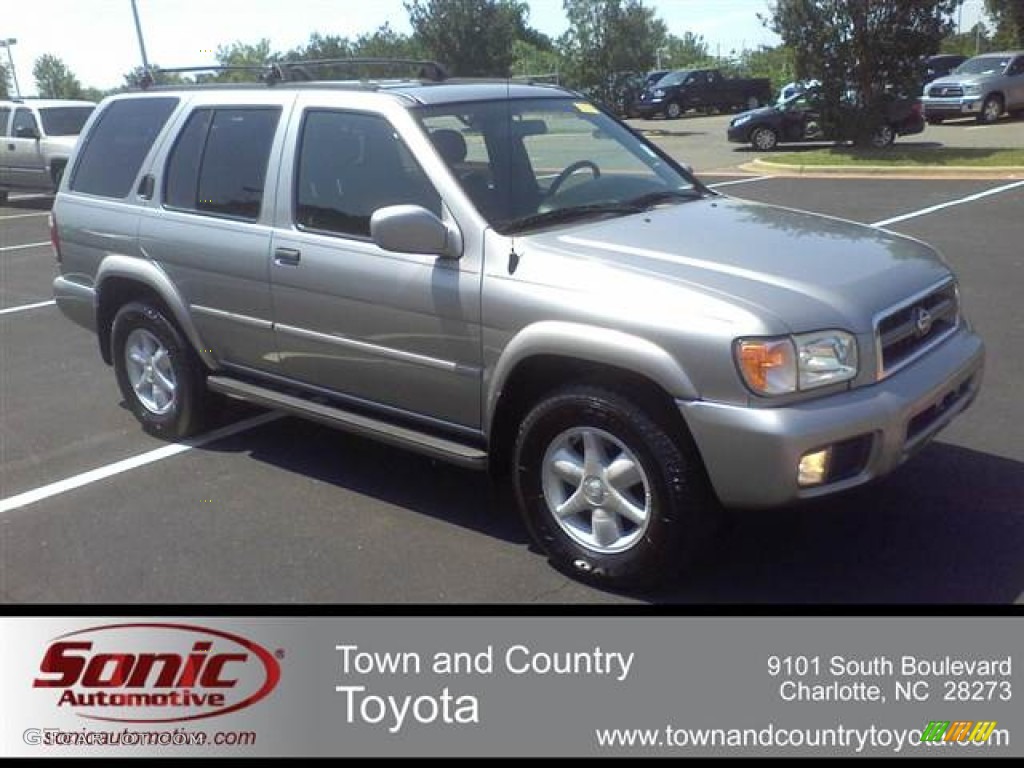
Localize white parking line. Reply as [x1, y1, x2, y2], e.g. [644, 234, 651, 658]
[871, 179, 1024, 228]
[0, 412, 284, 516]
[708, 176, 769, 188]
[0, 300, 56, 316]
[0, 240, 51, 252]
[0, 212, 49, 220]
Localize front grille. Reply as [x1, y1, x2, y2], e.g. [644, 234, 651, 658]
[928, 85, 963, 98]
[876, 281, 959, 376]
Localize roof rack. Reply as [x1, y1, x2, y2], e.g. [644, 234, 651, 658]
[135, 58, 448, 90]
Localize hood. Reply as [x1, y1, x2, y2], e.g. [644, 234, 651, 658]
[928, 72, 992, 86]
[522, 196, 951, 334]
[733, 105, 778, 122]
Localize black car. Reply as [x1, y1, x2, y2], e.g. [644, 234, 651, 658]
[727, 86, 926, 150]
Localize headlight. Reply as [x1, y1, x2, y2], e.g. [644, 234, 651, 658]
[963, 83, 982, 95]
[653, 89, 665, 98]
[735, 331, 858, 396]
[733, 114, 752, 126]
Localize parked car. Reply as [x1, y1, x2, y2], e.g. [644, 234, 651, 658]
[921, 50, 1024, 123]
[924, 54, 967, 83]
[728, 85, 925, 150]
[0, 98, 95, 202]
[52, 66, 983, 587]
[583, 70, 667, 117]
[633, 68, 772, 119]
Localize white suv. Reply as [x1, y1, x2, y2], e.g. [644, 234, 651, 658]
[0, 98, 95, 201]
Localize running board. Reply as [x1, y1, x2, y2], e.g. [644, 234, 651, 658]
[206, 375, 488, 470]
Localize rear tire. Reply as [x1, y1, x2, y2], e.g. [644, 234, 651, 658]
[869, 124, 896, 148]
[111, 301, 208, 439]
[513, 385, 719, 588]
[926, 116, 945, 125]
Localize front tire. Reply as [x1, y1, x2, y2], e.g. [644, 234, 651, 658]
[978, 95, 1003, 124]
[513, 386, 719, 588]
[665, 101, 683, 120]
[750, 126, 779, 151]
[869, 124, 896, 148]
[111, 301, 208, 439]
[926, 116, 945, 125]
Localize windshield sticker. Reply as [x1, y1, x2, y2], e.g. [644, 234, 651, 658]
[573, 102, 600, 114]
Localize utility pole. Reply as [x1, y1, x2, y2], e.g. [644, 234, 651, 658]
[130, 0, 151, 70]
[0, 38, 20, 97]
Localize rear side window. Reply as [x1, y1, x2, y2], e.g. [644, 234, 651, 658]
[163, 107, 280, 221]
[0, 107, 11, 137]
[70, 98, 178, 198]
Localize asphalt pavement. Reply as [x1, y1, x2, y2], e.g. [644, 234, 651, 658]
[1, 166, 1022, 604]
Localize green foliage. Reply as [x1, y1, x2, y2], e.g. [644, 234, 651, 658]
[33, 54, 84, 99]
[661, 31, 711, 69]
[405, 0, 527, 76]
[511, 39, 562, 79]
[559, 0, 667, 93]
[941, 22, 999, 55]
[985, 0, 1024, 47]
[213, 39, 275, 82]
[727, 45, 795, 93]
[766, 1, 959, 140]
[0, 62, 10, 99]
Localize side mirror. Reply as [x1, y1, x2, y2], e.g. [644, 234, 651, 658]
[15, 124, 40, 139]
[370, 205, 462, 259]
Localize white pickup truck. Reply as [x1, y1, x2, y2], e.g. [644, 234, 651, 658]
[0, 98, 95, 201]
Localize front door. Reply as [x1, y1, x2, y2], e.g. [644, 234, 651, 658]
[269, 107, 482, 429]
[5, 108, 48, 190]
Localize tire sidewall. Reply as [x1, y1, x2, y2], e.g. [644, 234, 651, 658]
[111, 301, 201, 438]
[514, 388, 703, 587]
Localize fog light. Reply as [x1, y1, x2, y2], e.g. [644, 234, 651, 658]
[798, 448, 831, 487]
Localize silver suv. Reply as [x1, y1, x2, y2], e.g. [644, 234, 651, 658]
[52, 70, 984, 587]
[0, 98, 95, 200]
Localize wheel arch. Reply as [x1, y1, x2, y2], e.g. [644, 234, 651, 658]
[485, 322, 700, 473]
[95, 256, 214, 370]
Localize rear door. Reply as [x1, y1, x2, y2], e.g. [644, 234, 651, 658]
[1006, 55, 1024, 108]
[6, 108, 48, 190]
[0, 106, 11, 185]
[139, 100, 286, 373]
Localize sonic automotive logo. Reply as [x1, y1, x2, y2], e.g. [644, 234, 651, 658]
[33, 623, 281, 723]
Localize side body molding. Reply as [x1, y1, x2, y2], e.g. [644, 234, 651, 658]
[485, 321, 697, 433]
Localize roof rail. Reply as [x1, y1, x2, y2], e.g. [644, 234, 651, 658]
[134, 58, 448, 90]
[278, 58, 448, 82]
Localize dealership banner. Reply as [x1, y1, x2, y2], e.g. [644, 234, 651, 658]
[0, 616, 1018, 757]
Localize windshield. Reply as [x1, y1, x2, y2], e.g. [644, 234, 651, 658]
[417, 97, 702, 234]
[954, 56, 1010, 76]
[655, 70, 691, 88]
[39, 106, 94, 136]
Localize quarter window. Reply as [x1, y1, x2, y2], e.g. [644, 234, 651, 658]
[295, 110, 441, 238]
[163, 107, 280, 220]
[0, 107, 11, 137]
[70, 97, 179, 198]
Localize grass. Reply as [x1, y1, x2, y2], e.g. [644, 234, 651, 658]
[764, 147, 1024, 167]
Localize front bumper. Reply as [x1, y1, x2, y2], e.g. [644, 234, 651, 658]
[921, 97, 983, 117]
[633, 99, 663, 118]
[727, 124, 753, 143]
[679, 327, 984, 508]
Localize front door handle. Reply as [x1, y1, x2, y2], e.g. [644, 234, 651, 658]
[274, 247, 301, 266]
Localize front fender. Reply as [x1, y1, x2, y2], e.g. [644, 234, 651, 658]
[484, 320, 697, 432]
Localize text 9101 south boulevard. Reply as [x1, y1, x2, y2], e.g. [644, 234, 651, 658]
[769, 655, 1012, 678]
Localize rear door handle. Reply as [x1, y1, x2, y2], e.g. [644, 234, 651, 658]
[274, 247, 301, 266]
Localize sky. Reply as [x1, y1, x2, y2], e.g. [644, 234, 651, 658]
[3, 0, 989, 94]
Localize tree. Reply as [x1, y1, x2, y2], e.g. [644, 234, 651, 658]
[765, 1, 958, 143]
[729, 45, 795, 94]
[560, 0, 667, 94]
[33, 54, 84, 99]
[661, 31, 711, 70]
[0, 62, 10, 99]
[405, 0, 528, 76]
[352, 23, 424, 60]
[941, 22, 997, 55]
[120, 64, 187, 91]
[985, 0, 1024, 47]
[214, 39, 275, 82]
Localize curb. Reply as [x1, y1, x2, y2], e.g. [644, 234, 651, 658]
[740, 159, 1024, 180]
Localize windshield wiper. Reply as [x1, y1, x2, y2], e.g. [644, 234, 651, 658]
[500, 203, 644, 234]
[625, 188, 704, 209]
